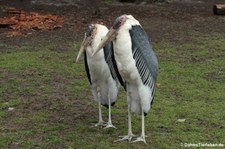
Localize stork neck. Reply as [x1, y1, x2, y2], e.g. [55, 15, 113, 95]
[86, 46, 104, 63]
[114, 29, 133, 59]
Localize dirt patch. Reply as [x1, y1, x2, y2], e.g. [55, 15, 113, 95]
[203, 68, 225, 82]
[1, 0, 225, 46]
[0, 8, 65, 37]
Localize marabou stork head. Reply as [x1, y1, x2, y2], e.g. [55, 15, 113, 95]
[92, 14, 139, 56]
[76, 24, 97, 63]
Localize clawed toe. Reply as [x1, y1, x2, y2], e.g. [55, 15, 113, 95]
[132, 136, 147, 144]
[91, 121, 107, 128]
[104, 123, 116, 129]
[115, 134, 147, 144]
[115, 134, 135, 142]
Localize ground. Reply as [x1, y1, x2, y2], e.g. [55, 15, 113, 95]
[0, 0, 225, 148]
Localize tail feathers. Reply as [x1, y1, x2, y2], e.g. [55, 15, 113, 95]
[102, 102, 116, 109]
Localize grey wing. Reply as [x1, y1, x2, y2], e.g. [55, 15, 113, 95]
[103, 42, 126, 90]
[129, 25, 158, 93]
[84, 51, 92, 85]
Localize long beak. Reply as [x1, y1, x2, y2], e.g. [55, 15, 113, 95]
[92, 28, 116, 56]
[76, 36, 92, 63]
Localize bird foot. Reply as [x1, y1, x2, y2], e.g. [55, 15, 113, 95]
[104, 122, 116, 129]
[115, 134, 135, 142]
[133, 136, 147, 144]
[91, 121, 107, 128]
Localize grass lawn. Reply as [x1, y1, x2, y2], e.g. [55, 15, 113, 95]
[1, 31, 224, 148]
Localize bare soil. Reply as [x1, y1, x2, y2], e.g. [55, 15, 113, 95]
[1, 0, 225, 46]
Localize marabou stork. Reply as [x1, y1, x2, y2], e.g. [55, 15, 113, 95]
[76, 24, 125, 129]
[93, 15, 158, 143]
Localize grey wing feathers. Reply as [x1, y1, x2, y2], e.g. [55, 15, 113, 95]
[103, 42, 126, 90]
[103, 43, 116, 79]
[133, 47, 154, 87]
[130, 25, 158, 89]
[84, 51, 92, 85]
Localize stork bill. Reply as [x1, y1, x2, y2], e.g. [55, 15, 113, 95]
[76, 31, 94, 63]
[76, 36, 87, 63]
[92, 29, 116, 56]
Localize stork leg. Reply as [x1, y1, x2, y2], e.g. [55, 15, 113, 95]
[93, 87, 106, 127]
[115, 90, 135, 142]
[104, 95, 116, 129]
[133, 108, 147, 144]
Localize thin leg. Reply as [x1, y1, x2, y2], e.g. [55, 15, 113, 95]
[104, 95, 116, 129]
[115, 89, 135, 142]
[133, 109, 147, 144]
[92, 87, 106, 127]
[127, 102, 133, 136]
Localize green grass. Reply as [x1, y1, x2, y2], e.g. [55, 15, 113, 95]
[0, 32, 225, 149]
